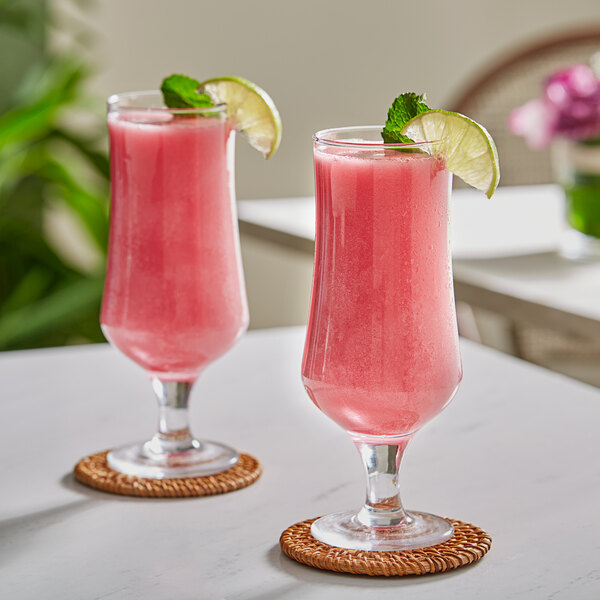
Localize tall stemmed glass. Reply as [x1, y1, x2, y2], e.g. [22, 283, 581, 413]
[101, 91, 248, 479]
[302, 126, 462, 550]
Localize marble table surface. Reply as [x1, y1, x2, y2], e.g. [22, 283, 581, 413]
[1, 327, 599, 599]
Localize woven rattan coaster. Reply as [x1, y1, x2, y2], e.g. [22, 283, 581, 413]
[280, 517, 491, 576]
[74, 450, 262, 498]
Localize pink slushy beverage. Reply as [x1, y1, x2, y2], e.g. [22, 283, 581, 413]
[302, 139, 462, 438]
[101, 111, 248, 381]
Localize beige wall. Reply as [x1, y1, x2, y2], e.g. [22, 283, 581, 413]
[57, 0, 600, 200]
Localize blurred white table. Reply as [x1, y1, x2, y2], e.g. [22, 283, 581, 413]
[238, 185, 600, 340]
[1, 328, 599, 599]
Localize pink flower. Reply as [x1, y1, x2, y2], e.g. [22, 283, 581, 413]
[544, 64, 600, 140]
[508, 99, 557, 149]
[509, 63, 600, 148]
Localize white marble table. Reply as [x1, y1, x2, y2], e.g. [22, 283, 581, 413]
[238, 185, 600, 340]
[1, 328, 599, 599]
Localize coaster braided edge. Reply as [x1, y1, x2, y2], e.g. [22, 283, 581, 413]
[74, 450, 262, 498]
[280, 517, 491, 576]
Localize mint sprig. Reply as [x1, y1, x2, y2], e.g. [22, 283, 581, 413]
[160, 74, 214, 109]
[382, 93, 430, 143]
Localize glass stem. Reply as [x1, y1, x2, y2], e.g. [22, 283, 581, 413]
[355, 439, 412, 528]
[147, 379, 199, 455]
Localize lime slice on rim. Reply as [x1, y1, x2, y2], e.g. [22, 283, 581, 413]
[199, 76, 282, 159]
[401, 109, 500, 198]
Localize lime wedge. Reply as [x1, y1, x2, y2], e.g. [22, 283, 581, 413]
[401, 110, 500, 198]
[199, 76, 281, 159]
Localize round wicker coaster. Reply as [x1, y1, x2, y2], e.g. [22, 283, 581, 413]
[74, 450, 262, 498]
[280, 517, 491, 577]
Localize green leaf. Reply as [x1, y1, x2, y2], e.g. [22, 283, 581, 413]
[0, 59, 85, 151]
[580, 137, 600, 147]
[0, 4, 33, 32]
[0, 171, 46, 232]
[0, 275, 104, 350]
[0, 265, 53, 315]
[39, 157, 108, 253]
[160, 74, 214, 109]
[0, 219, 78, 276]
[51, 128, 110, 179]
[381, 93, 430, 144]
[0, 12, 108, 350]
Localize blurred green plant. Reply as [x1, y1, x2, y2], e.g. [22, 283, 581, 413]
[0, 0, 109, 350]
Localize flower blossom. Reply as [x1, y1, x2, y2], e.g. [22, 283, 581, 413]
[509, 63, 600, 148]
[508, 99, 557, 149]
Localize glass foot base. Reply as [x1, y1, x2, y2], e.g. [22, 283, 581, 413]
[107, 439, 239, 479]
[559, 229, 600, 261]
[311, 510, 454, 551]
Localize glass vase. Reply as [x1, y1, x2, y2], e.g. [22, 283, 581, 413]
[553, 137, 600, 260]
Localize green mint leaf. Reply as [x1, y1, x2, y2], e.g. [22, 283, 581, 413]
[381, 93, 430, 143]
[160, 74, 214, 109]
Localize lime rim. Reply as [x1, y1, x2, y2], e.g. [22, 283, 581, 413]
[314, 125, 446, 150]
[200, 76, 281, 114]
[199, 77, 282, 159]
[401, 109, 500, 198]
[107, 90, 226, 114]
